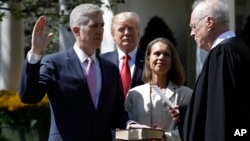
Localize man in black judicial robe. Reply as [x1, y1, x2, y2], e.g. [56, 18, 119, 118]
[169, 1, 250, 141]
[183, 37, 250, 141]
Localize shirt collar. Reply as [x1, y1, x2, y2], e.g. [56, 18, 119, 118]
[73, 43, 96, 63]
[117, 46, 138, 61]
[212, 30, 236, 49]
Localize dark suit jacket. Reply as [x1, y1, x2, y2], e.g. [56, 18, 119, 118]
[18, 47, 129, 141]
[100, 48, 145, 89]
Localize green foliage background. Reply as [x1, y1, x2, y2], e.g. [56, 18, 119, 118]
[0, 0, 124, 55]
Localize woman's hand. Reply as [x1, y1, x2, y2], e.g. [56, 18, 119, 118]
[168, 105, 180, 123]
[127, 123, 151, 129]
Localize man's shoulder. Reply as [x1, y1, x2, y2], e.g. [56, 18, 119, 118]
[100, 50, 116, 57]
[100, 51, 118, 65]
[42, 50, 66, 61]
[99, 55, 117, 67]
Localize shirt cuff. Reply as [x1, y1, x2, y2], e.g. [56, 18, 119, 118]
[27, 51, 41, 64]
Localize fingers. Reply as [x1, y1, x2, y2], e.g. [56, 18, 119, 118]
[31, 16, 54, 54]
[168, 106, 180, 123]
[128, 123, 151, 129]
[173, 115, 180, 123]
[32, 16, 46, 36]
[46, 32, 55, 44]
[170, 111, 180, 122]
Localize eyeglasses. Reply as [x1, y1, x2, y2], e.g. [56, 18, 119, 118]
[190, 16, 207, 30]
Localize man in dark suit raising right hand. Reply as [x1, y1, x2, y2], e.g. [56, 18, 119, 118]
[18, 4, 148, 141]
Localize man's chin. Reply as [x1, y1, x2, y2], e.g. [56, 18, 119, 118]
[93, 42, 102, 48]
[121, 43, 132, 46]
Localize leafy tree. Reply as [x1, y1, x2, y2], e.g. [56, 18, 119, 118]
[0, 0, 124, 22]
[0, 0, 125, 55]
[139, 16, 177, 51]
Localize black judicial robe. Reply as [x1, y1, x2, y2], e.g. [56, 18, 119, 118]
[182, 37, 250, 141]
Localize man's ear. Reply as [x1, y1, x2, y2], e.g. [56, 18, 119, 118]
[72, 26, 80, 36]
[207, 16, 215, 31]
[111, 30, 115, 38]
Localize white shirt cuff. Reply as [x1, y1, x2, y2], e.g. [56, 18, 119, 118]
[27, 51, 41, 64]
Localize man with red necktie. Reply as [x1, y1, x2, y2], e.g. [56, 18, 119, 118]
[101, 12, 145, 98]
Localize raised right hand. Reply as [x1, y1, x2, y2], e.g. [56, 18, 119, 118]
[30, 16, 54, 55]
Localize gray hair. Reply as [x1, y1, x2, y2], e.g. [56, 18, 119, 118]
[69, 3, 103, 28]
[192, 0, 229, 25]
[111, 12, 140, 31]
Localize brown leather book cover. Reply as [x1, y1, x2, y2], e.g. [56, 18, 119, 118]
[115, 128, 165, 140]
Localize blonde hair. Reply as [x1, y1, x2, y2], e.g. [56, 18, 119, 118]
[111, 12, 140, 31]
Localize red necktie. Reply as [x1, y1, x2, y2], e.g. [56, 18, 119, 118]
[121, 54, 131, 97]
[85, 58, 97, 107]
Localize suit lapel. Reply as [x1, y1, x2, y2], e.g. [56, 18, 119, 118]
[67, 48, 87, 85]
[96, 55, 106, 106]
[165, 81, 178, 100]
[110, 52, 119, 66]
[131, 49, 145, 87]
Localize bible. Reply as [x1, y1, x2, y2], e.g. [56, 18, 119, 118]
[115, 128, 165, 140]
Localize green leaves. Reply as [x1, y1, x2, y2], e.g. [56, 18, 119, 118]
[0, 0, 125, 55]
